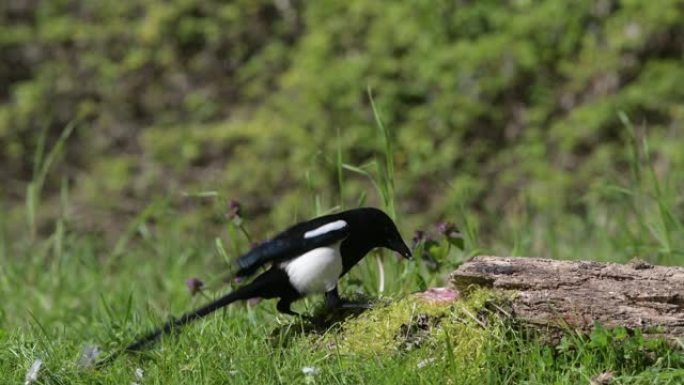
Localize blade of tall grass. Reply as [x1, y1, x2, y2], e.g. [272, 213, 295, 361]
[336, 126, 345, 208]
[367, 86, 395, 219]
[618, 112, 684, 262]
[26, 120, 77, 240]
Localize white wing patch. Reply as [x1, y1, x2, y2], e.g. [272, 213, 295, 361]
[303, 220, 347, 239]
[281, 242, 343, 294]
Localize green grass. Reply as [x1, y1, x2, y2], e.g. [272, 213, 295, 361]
[1, 232, 682, 384]
[2, 112, 684, 384]
[1, 211, 682, 384]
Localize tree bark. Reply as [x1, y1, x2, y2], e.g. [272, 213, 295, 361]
[450, 256, 684, 338]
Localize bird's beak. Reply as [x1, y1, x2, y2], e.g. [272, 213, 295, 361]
[389, 239, 412, 259]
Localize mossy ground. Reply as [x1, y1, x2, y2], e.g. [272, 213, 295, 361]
[309, 288, 499, 382]
[326, 289, 495, 355]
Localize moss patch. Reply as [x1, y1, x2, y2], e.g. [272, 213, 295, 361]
[320, 288, 505, 359]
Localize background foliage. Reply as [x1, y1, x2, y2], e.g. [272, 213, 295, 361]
[2, 0, 684, 248]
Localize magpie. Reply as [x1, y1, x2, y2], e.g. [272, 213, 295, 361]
[103, 207, 411, 362]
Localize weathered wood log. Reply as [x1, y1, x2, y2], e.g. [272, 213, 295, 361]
[451, 256, 684, 338]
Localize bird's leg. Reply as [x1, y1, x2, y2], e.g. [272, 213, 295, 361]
[277, 297, 320, 325]
[324, 288, 341, 310]
[325, 287, 372, 310]
[276, 298, 300, 316]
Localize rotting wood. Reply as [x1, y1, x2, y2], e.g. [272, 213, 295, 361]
[450, 256, 684, 338]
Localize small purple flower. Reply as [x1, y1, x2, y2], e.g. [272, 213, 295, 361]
[411, 229, 441, 269]
[436, 221, 458, 237]
[227, 199, 242, 220]
[185, 277, 204, 296]
[436, 221, 464, 249]
[412, 230, 426, 247]
[412, 229, 437, 247]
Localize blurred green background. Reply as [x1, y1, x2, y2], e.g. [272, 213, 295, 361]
[1, 0, 683, 262]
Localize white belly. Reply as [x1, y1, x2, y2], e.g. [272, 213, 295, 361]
[281, 242, 343, 294]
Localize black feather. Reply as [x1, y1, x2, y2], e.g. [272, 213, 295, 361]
[235, 219, 350, 277]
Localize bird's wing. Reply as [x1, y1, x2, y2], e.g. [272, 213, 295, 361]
[235, 219, 350, 277]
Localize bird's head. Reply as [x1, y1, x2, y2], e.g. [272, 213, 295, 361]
[349, 207, 412, 259]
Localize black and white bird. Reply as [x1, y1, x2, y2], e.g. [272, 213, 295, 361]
[109, 207, 411, 359]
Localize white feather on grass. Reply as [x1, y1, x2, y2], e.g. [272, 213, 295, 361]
[24, 359, 42, 385]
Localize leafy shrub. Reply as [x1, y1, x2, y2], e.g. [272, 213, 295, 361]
[1, 0, 683, 247]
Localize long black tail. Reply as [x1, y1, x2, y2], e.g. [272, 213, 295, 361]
[95, 282, 263, 368]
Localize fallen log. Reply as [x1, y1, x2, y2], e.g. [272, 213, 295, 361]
[450, 256, 684, 338]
